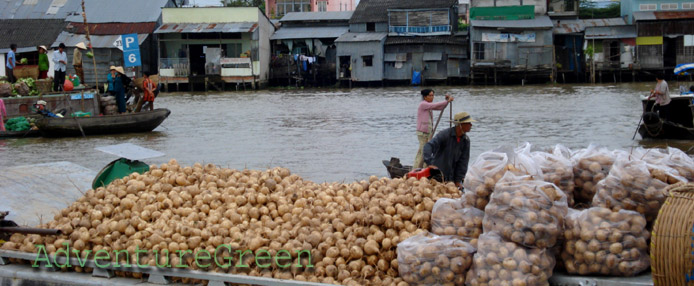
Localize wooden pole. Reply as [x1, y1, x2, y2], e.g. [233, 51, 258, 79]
[81, 0, 99, 95]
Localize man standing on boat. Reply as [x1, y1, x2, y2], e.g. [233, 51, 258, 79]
[414, 89, 453, 169]
[423, 112, 475, 189]
[647, 73, 671, 121]
[6, 44, 17, 83]
[73, 42, 87, 86]
[52, 43, 67, 91]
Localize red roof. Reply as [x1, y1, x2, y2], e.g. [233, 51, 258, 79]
[67, 22, 157, 35]
[654, 11, 694, 20]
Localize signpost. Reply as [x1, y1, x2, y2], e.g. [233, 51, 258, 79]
[121, 33, 141, 68]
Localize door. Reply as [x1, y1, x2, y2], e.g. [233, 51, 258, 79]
[339, 56, 351, 78]
[664, 37, 677, 69]
[189, 45, 206, 76]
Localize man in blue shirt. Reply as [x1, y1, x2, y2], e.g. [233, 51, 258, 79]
[6, 44, 17, 83]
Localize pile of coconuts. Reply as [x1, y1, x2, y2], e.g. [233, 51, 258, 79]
[1, 159, 461, 286]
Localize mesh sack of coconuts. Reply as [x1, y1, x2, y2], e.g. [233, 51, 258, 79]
[465, 231, 556, 286]
[482, 172, 568, 249]
[397, 231, 475, 286]
[530, 144, 575, 207]
[429, 197, 483, 246]
[591, 153, 685, 223]
[560, 207, 650, 277]
[635, 146, 694, 182]
[462, 146, 543, 211]
[570, 145, 624, 205]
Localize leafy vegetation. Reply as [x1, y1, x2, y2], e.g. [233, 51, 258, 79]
[220, 0, 265, 14]
[579, 0, 620, 19]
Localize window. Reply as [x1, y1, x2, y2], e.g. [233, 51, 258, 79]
[639, 3, 656, 10]
[684, 2, 694, 9]
[318, 1, 327, 11]
[473, 43, 485, 60]
[226, 43, 243, 57]
[362, 55, 373, 67]
[276, 0, 311, 17]
[661, 3, 678, 10]
[366, 22, 375, 32]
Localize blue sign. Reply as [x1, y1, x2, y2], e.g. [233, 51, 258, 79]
[121, 34, 141, 68]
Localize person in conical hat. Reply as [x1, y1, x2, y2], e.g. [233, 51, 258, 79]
[423, 111, 476, 188]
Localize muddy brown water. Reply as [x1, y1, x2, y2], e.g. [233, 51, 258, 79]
[2, 83, 693, 184]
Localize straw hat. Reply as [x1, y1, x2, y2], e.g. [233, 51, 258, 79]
[38, 45, 47, 52]
[36, 100, 47, 106]
[114, 66, 125, 75]
[109, 66, 117, 71]
[76, 42, 87, 50]
[450, 112, 476, 124]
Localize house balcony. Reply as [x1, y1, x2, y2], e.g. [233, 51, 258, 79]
[389, 25, 452, 36]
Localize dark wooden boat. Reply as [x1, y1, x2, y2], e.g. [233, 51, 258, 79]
[36, 108, 171, 137]
[638, 94, 694, 140]
[382, 157, 412, 179]
[0, 129, 41, 139]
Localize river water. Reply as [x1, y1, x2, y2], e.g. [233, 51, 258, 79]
[2, 83, 693, 183]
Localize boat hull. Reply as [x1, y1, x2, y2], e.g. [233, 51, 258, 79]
[0, 130, 41, 139]
[36, 109, 171, 138]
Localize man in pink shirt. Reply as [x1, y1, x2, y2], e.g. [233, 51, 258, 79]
[414, 89, 453, 169]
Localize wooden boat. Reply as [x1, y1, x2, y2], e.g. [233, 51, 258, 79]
[382, 157, 412, 179]
[0, 129, 41, 139]
[638, 94, 694, 140]
[36, 108, 171, 138]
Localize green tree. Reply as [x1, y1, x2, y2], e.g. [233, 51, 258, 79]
[579, 1, 620, 19]
[220, 0, 266, 13]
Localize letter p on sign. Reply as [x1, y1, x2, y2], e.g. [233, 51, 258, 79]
[121, 33, 141, 68]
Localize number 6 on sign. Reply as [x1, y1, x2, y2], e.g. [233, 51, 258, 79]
[121, 33, 141, 68]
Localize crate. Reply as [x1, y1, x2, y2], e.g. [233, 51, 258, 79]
[13, 65, 38, 80]
[651, 182, 694, 286]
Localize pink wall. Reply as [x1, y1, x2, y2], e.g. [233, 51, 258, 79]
[265, 0, 357, 18]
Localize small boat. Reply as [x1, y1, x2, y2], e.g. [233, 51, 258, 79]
[36, 108, 171, 138]
[382, 157, 412, 179]
[0, 129, 41, 139]
[638, 94, 694, 140]
[92, 158, 150, 189]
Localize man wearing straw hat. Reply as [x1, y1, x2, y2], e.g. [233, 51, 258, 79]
[73, 42, 87, 86]
[423, 111, 476, 188]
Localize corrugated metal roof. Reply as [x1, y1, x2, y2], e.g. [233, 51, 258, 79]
[582, 18, 625, 27]
[585, 25, 636, 39]
[0, 0, 82, 20]
[633, 12, 656, 21]
[51, 31, 148, 49]
[67, 22, 158, 35]
[552, 18, 627, 34]
[154, 22, 258, 34]
[64, 0, 171, 23]
[271, 26, 348, 40]
[350, 0, 458, 24]
[335, 32, 388, 42]
[0, 19, 66, 53]
[385, 35, 468, 45]
[472, 15, 553, 29]
[280, 11, 353, 22]
[634, 10, 694, 21]
[552, 19, 583, 34]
